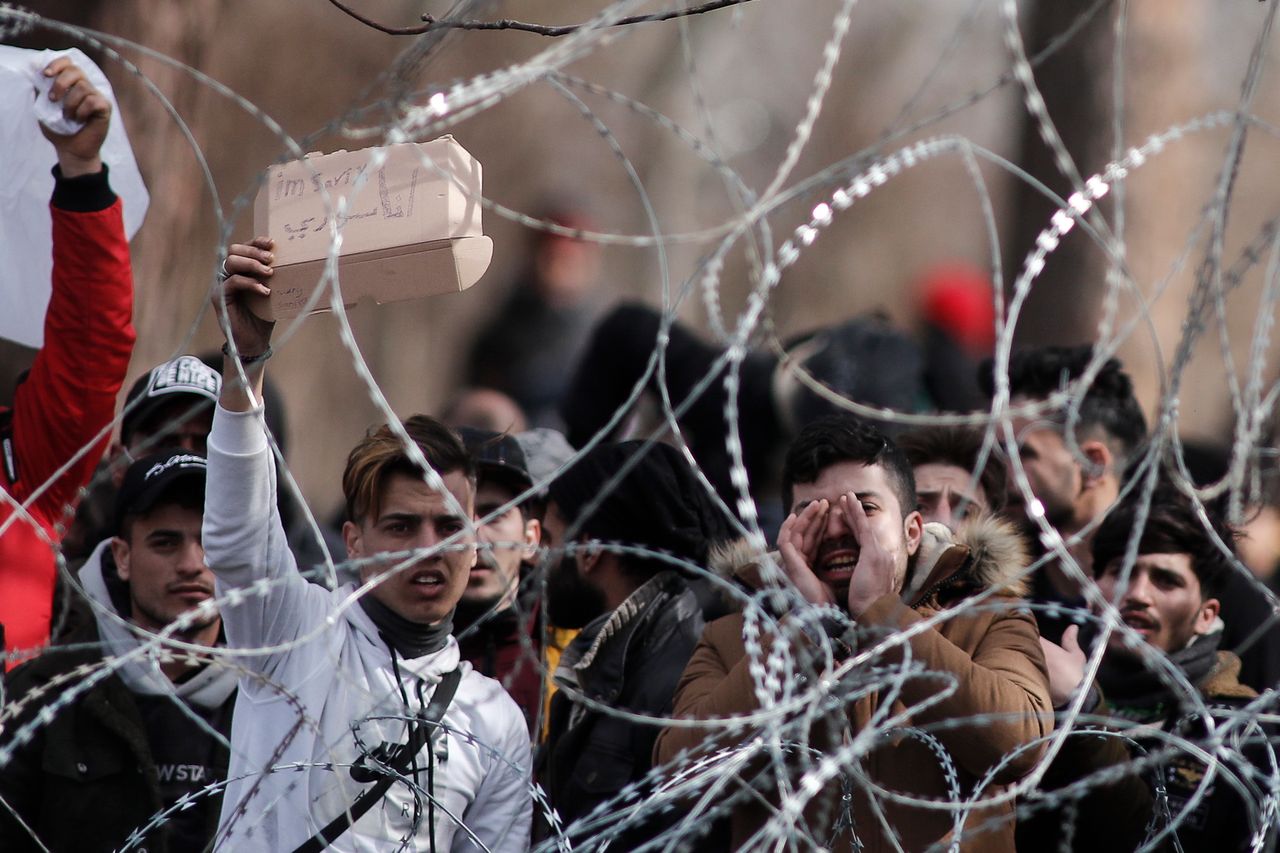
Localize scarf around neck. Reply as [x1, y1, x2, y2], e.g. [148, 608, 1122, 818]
[359, 594, 454, 659]
[1095, 627, 1222, 719]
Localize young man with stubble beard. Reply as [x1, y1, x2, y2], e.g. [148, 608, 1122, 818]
[984, 345, 1280, 692]
[202, 239, 531, 852]
[1018, 488, 1273, 852]
[533, 439, 732, 849]
[453, 427, 546, 732]
[1, 449, 235, 853]
[656, 415, 1052, 852]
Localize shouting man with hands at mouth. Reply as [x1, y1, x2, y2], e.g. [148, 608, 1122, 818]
[657, 415, 1051, 853]
[202, 239, 530, 851]
[775, 458, 920, 621]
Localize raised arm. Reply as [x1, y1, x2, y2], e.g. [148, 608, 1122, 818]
[203, 237, 328, 674]
[10, 58, 134, 516]
[0, 59, 135, 659]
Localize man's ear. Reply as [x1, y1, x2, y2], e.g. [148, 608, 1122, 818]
[1080, 439, 1113, 488]
[903, 510, 924, 557]
[522, 518, 542, 561]
[110, 536, 132, 582]
[579, 545, 605, 576]
[1193, 597, 1221, 636]
[342, 520, 363, 561]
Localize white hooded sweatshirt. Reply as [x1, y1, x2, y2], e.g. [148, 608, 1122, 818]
[203, 404, 532, 852]
[78, 540, 239, 710]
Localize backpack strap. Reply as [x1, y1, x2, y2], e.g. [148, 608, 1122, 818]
[289, 666, 463, 853]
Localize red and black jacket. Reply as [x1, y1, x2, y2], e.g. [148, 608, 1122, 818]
[0, 165, 135, 665]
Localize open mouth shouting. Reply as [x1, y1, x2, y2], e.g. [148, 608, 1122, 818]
[408, 567, 449, 597]
[816, 537, 860, 586]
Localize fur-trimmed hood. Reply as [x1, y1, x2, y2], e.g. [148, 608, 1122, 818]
[708, 514, 1031, 608]
[904, 515, 1031, 604]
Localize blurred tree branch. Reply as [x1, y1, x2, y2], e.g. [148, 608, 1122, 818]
[324, 0, 758, 37]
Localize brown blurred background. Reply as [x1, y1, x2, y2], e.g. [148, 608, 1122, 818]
[5, 0, 1279, 519]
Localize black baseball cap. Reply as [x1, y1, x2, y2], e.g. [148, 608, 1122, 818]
[457, 427, 533, 495]
[121, 356, 222, 447]
[114, 448, 208, 534]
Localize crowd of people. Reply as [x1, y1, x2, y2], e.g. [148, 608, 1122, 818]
[2, 59, 1280, 853]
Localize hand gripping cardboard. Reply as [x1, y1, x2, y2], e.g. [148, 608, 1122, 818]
[248, 136, 492, 320]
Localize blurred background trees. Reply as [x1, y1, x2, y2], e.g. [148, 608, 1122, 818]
[6, 0, 1279, 517]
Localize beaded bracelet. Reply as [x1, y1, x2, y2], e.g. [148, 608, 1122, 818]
[221, 342, 273, 365]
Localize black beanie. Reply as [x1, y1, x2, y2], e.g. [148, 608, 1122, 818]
[548, 441, 732, 569]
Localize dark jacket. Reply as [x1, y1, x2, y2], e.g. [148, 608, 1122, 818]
[1149, 652, 1273, 851]
[0, 619, 232, 853]
[1020, 646, 1272, 853]
[468, 279, 598, 426]
[535, 571, 705, 848]
[655, 517, 1053, 853]
[457, 596, 545, 734]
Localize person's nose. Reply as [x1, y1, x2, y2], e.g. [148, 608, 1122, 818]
[177, 539, 206, 577]
[825, 502, 850, 539]
[1122, 570, 1155, 608]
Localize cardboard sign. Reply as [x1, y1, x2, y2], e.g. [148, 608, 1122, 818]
[248, 137, 492, 320]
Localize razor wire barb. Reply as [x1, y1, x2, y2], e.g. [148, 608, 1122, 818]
[2, 0, 1280, 851]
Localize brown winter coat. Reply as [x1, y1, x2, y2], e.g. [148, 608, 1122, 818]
[654, 518, 1053, 852]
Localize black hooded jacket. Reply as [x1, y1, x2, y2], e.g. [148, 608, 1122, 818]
[0, 547, 235, 853]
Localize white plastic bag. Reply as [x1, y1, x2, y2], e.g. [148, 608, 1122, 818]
[0, 46, 149, 348]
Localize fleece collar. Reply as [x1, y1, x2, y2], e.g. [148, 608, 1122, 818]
[904, 516, 1032, 607]
[556, 571, 680, 703]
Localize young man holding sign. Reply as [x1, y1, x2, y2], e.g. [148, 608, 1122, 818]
[204, 239, 530, 851]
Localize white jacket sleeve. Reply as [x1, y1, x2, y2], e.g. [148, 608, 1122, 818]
[203, 403, 331, 679]
[452, 706, 533, 853]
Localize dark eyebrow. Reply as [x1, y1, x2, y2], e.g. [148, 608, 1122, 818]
[377, 512, 423, 525]
[1150, 567, 1186, 585]
[432, 511, 467, 525]
[145, 528, 185, 540]
[915, 487, 981, 504]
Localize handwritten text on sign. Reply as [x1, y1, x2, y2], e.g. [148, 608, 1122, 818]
[271, 164, 422, 241]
